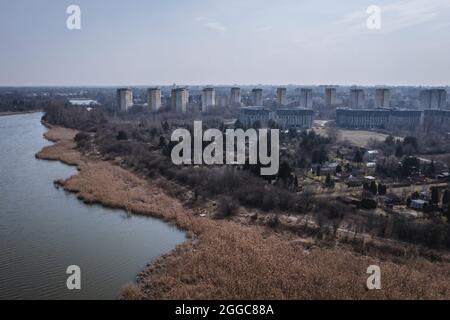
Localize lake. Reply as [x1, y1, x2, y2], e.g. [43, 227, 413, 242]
[0, 112, 186, 300]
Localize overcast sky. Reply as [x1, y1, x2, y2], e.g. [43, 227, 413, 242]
[1, 0, 450, 86]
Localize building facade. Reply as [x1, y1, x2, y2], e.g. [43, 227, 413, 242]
[171, 88, 189, 113]
[147, 88, 161, 112]
[239, 107, 273, 127]
[277, 88, 287, 106]
[239, 107, 313, 129]
[252, 88, 263, 106]
[389, 110, 422, 129]
[300, 88, 313, 109]
[350, 89, 366, 109]
[420, 89, 447, 110]
[325, 87, 337, 107]
[423, 110, 450, 130]
[375, 88, 390, 108]
[216, 95, 229, 108]
[337, 108, 422, 130]
[230, 87, 241, 106]
[337, 109, 389, 128]
[201, 87, 216, 112]
[276, 108, 314, 129]
[116, 88, 133, 112]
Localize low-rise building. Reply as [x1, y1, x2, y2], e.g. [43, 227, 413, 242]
[336, 108, 423, 129]
[239, 107, 273, 127]
[389, 110, 422, 129]
[276, 108, 314, 129]
[239, 107, 314, 129]
[336, 108, 390, 129]
[423, 110, 450, 130]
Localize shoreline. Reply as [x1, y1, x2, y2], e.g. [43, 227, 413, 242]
[0, 110, 42, 117]
[35, 123, 450, 300]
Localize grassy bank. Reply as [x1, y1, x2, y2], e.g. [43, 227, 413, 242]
[36, 124, 450, 299]
[0, 110, 42, 117]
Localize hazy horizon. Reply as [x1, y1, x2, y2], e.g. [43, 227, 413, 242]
[1, 0, 450, 87]
[0, 83, 449, 89]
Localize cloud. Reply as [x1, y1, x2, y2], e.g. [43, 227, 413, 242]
[205, 22, 227, 32]
[293, 0, 450, 49]
[257, 26, 273, 32]
[195, 17, 227, 32]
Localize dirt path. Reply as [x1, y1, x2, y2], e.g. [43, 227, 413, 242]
[36, 124, 450, 300]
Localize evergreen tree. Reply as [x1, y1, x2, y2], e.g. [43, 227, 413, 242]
[395, 144, 404, 158]
[431, 187, 440, 205]
[293, 175, 299, 189]
[443, 190, 450, 207]
[325, 173, 334, 188]
[370, 181, 378, 195]
[406, 197, 412, 207]
[353, 149, 363, 163]
[429, 161, 436, 176]
[378, 184, 387, 195]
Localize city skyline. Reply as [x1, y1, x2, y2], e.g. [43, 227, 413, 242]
[1, 0, 450, 86]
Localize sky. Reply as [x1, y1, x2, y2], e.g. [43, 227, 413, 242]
[1, 0, 450, 87]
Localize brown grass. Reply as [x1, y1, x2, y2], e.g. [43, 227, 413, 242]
[120, 283, 145, 300]
[36, 124, 450, 300]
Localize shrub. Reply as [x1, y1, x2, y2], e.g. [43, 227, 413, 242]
[215, 196, 240, 218]
[267, 214, 280, 228]
[116, 130, 128, 141]
[74, 132, 90, 150]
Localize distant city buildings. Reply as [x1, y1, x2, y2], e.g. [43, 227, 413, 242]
[171, 87, 189, 113]
[112, 86, 449, 133]
[116, 88, 133, 112]
[201, 87, 216, 112]
[375, 88, 390, 108]
[300, 89, 313, 109]
[420, 89, 447, 110]
[350, 88, 366, 109]
[230, 87, 242, 106]
[277, 88, 287, 106]
[325, 87, 337, 107]
[239, 106, 313, 129]
[147, 88, 161, 112]
[252, 88, 263, 106]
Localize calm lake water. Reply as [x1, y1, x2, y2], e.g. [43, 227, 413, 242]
[0, 113, 186, 300]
